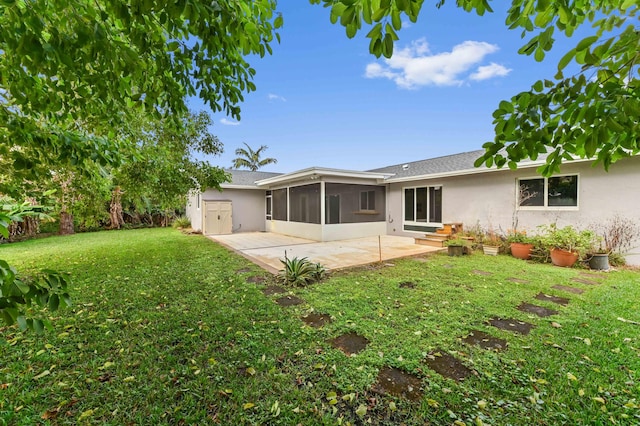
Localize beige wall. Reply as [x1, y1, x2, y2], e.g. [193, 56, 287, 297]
[386, 156, 640, 265]
[186, 188, 266, 233]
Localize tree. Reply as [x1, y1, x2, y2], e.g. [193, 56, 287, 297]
[232, 143, 278, 171]
[1, 1, 279, 329]
[311, 0, 639, 176]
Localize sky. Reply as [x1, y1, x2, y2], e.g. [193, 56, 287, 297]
[187, 1, 587, 174]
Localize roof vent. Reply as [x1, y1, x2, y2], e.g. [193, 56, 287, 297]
[402, 164, 409, 170]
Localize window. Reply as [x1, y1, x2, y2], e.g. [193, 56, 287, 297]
[404, 186, 442, 225]
[360, 190, 375, 211]
[272, 189, 287, 221]
[289, 184, 320, 224]
[265, 191, 272, 220]
[518, 175, 578, 208]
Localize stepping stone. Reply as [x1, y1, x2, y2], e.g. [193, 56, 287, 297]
[507, 277, 530, 284]
[488, 317, 535, 335]
[472, 270, 492, 276]
[517, 302, 559, 318]
[399, 281, 416, 289]
[373, 366, 423, 401]
[462, 330, 508, 351]
[236, 268, 252, 273]
[246, 276, 266, 284]
[535, 292, 569, 306]
[425, 349, 472, 382]
[329, 332, 369, 355]
[571, 277, 600, 286]
[275, 295, 304, 307]
[262, 285, 286, 296]
[552, 285, 585, 295]
[301, 313, 332, 328]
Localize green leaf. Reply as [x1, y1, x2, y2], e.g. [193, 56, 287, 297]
[576, 35, 598, 52]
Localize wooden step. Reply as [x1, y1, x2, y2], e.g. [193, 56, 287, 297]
[414, 237, 446, 247]
[424, 232, 449, 241]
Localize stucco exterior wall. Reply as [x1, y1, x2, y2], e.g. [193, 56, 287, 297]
[386, 156, 640, 265]
[186, 188, 266, 233]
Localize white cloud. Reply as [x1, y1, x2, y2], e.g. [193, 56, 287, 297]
[470, 62, 512, 81]
[364, 38, 509, 88]
[220, 118, 240, 126]
[268, 93, 286, 102]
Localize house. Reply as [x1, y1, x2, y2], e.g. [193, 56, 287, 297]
[186, 150, 640, 264]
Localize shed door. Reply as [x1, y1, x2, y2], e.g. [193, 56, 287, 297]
[203, 201, 232, 235]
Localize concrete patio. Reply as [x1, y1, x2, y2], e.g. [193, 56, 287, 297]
[209, 232, 443, 273]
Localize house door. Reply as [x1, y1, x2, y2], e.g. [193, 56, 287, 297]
[325, 194, 340, 224]
[203, 201, 232, 235]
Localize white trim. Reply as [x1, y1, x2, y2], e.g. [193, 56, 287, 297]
[384, 157, 593, 184]
[516, 173, 580, 211]
[402, 184, 444, 230]
[255, 167, 393, 186]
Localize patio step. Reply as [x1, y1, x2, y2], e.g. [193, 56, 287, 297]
[424, 232, 449, 241]
[414, 236, 447, 247]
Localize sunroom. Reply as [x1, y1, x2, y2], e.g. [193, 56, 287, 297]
[256, 167, 393, 241]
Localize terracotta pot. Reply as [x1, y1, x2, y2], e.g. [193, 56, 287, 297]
[550, 248, 579, 267]
[510, 242, 534, 260]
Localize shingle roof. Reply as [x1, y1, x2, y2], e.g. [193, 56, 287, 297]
[223, 169, 282, 187]
[367, 150, 488, 179]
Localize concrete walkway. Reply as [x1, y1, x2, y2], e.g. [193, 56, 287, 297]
[209, 232, 443, 273]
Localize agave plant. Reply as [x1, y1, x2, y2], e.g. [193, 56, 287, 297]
[279, 257, 325, 287]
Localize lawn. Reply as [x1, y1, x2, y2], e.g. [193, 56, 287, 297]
[1, 228, 639, 425]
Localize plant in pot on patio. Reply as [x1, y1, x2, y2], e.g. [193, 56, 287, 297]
[506, 229, 535, 260]
[539, 224, 595, 267]
[445, 238, 466, 257]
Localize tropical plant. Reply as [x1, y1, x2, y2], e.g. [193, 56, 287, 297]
[172, 216, 192, 229]
[538, 224, 595, 255]
[312, 0, 639, 176]
[232, 143, 278, 171]
[505, 229, 534, 244]
[279, 256, 325, 287]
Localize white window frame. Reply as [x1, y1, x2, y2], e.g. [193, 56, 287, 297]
[402, 185, 443, 231]
[517, 174, 580, 211]
[265, 191, 272, 220]
[359, 190, 376, 212]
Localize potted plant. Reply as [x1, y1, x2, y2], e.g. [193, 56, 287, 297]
[445, 238, 466, 257]
[482, 229, 501, 256]
[587, 236, 610, 271]
[539, 224, 595, 267]
[506, 229, 534, 260]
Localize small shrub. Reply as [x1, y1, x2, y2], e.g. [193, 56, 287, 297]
[279, 257, 325, 287]
[172, 216, 191, 229]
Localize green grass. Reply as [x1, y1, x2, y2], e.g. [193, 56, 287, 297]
[1, 228, 639, 425]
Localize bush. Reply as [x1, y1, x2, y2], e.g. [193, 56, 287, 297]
[171, 216, 191, 229]
[279, 257, 326, 287]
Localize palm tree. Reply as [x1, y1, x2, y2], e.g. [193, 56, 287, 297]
[232, 143, 277, 171]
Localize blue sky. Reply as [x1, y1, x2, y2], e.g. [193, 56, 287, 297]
[188, 2, 585, 173]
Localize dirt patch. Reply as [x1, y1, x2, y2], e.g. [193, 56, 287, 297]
[472, 270, 493, 276]
[373, 366, 423, 401]
[571, 277, 600, 286]
[507, 277, 530, 284]
[246, 276, 266, 284]
[462, 330, 508, 351]
[551, 285, 585, 295]
[535, 292, 570, 306]
[399, 281, 416, 289]
[488, 317, 535, 335]
[424, 349, 473, 382]
[262, 285, 286, 296]
[517, 302, 559, 318]
[301, 313, 332, 328]
[329, 332, 369, 355]
[275, 295, 304, 307]
[236, 268, 252, 274]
